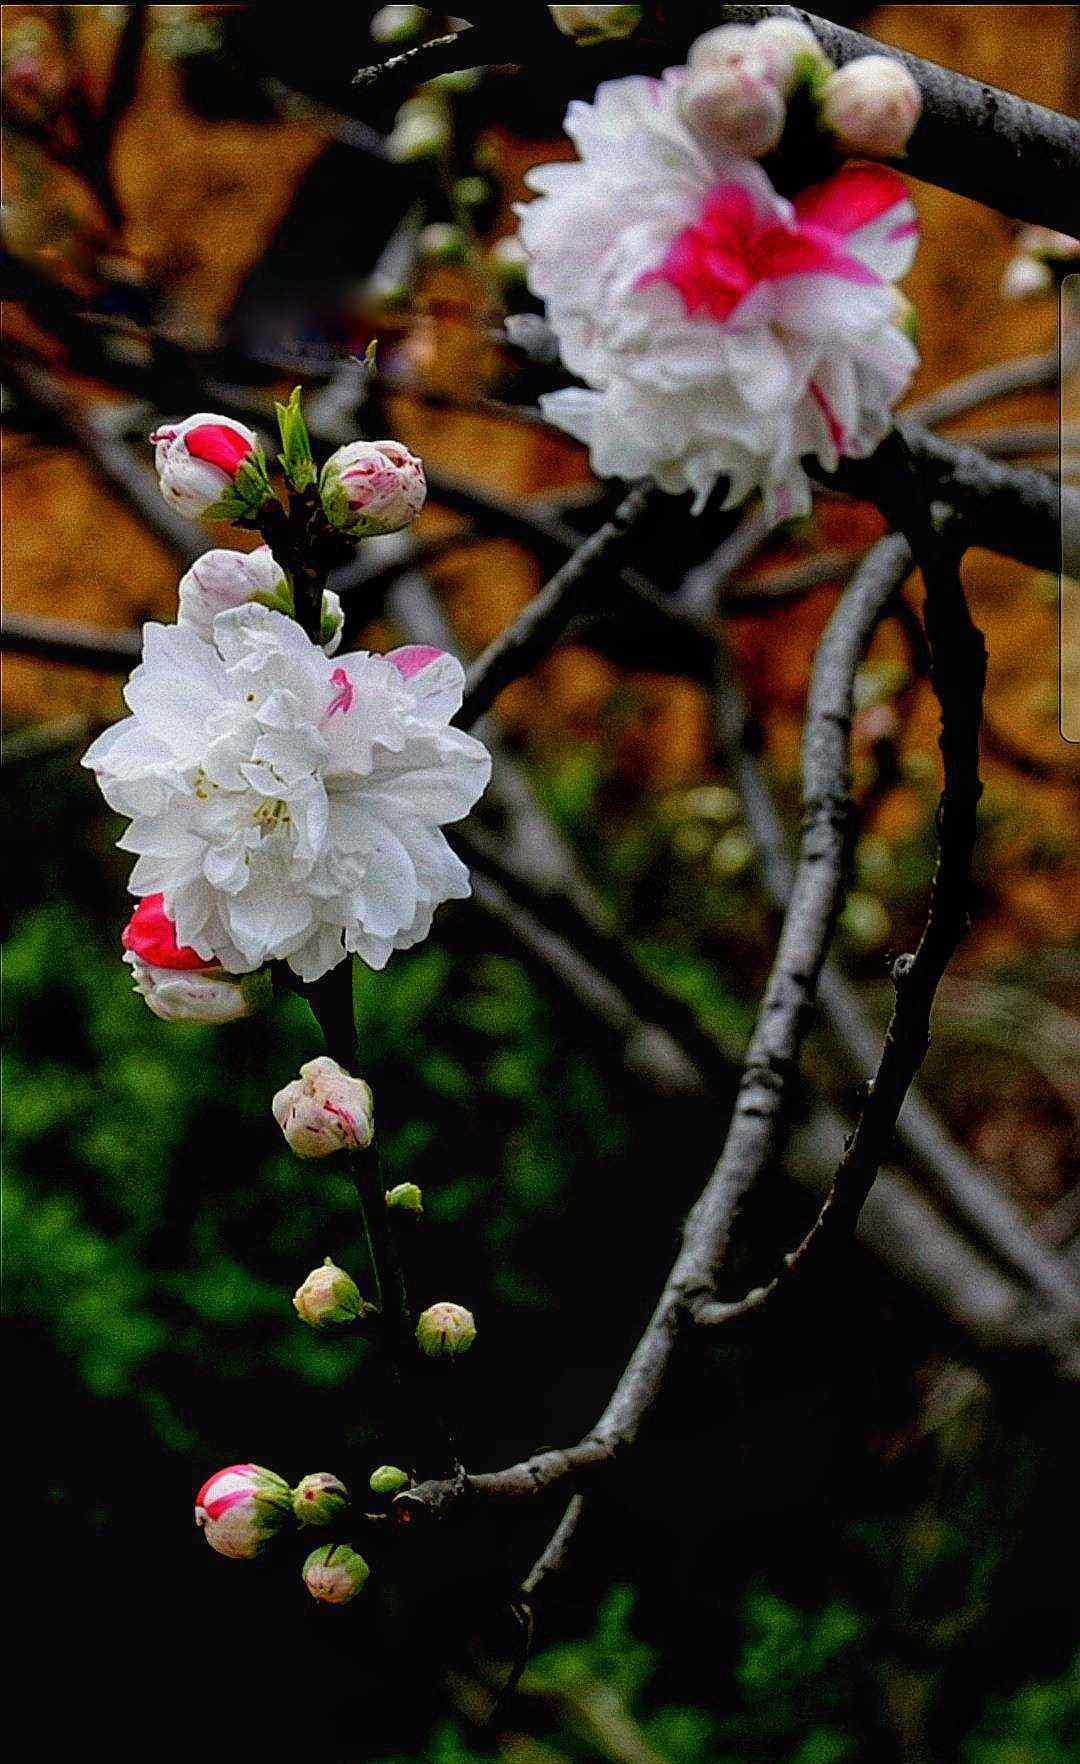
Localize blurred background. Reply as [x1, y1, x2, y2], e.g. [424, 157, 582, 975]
[3, 7, 1078, 1761]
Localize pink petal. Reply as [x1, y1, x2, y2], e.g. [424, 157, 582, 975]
[184, 424, 253, 478]
[387, 645, 445, 680]
[793, 164, 913, 238]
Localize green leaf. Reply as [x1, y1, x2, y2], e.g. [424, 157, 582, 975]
[274, 385, 316, 491]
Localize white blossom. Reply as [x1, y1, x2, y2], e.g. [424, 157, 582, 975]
[516, 70, 920, 519]
[178, 545, 342, 654]
[82, 615, 491, 982]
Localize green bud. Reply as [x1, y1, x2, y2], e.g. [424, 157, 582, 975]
[453, 175, 491, 212]
[369, 1464, 410, 1496]
[370, 5, 426, 45]
[302, 1542, 370, 1605]
[418, 221, 468, 265]
[386, 1182, 423, 1214]
[416, 1301, 476, 1359]
[292, 1472, 350, 1527]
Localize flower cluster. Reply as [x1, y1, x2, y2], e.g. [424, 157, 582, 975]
[515, 22, 922, 519]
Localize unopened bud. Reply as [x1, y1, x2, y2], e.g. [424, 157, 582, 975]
[293, 1258, 368, 1330]
[292, 1472, 350, 1527]
[178, 544, 285, 640]
[418, 221, 468, 264]
[821, 55, 922, 158]
[386, 97, 450, 163]
[320, 440, 426, 539]
[303, 1542, 370, 1605]
[150, 413, 260, 519]
[488, 234, 530, 291]
[370, 4, 426, 44]
[680, 26, 787, 158]
[195, 1463, 292, 1560]
[273, 1057, 375, 1158]
[416, 1301, 476, 1358]
[121, 893, 269, 1023]
[752, 18, 831, 94]
[369, 1464, 410, 1496]
[1001, 255, 1054, 300]
[549, 6, 642, 44]
[386, 1182, 423, 1214]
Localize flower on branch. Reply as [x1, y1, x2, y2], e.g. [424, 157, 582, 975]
[82, 618, 491, 981]
[516, 67, 920, 519]
[276, 1062, 375, 1160]
[195, 1463, 293, 1559]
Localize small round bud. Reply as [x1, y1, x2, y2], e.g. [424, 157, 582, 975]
[454, 175, 491, 212]
[386, 1182, 423, 1214]
[150, 413, 258, 519]
[820, 55, 922, 159]
[303, 1542, 370, 1605]
[292, 1473, 350, 1527]
[293, 1258, 368, 1330]
[195, 1463, 292, 1560]
[386, 98, 451, 164]
[320, 440, 426, 539]
[369, 1464, 410, 1496]
[549, 6, 642, 44]
[273, 1057, 375, 1158]
[418, 221, 468, 265]
[416, 1301, 476, 1359]
[488, 234, 530, 292]
[370, 4, 426, 44]
[680, 27, 787, 158]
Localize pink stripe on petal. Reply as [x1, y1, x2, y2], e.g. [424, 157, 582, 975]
[326, 667, 355, 718]
[387, 645, 445, 679]
[810, 381, 847, 453]
[888, 218, 920, 241]
[793, 165, 912, 238]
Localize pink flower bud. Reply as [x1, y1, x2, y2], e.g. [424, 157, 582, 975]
[151, 413, 258, 518]
[821, 56, 922, 159]
[302, 1542, 370, 1605]
[272, 1057, 375, 1158]
[292, 1472, 350, 1527]
[123, 894, 217, 971]
[195, 1463, 292, 1560]
[320, 440, 426, 537]
[416, 1301, 476, 1358]
[123, 952, 269, 1024]
[679, 26, 787, 157]
[293, 1258, 369, 1329]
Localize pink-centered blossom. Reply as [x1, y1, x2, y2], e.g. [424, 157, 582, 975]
[195, 1463, 293, 1560]
[151, 413, 257, 518]
[82, 615, 490, 982]
[517, 71, 920, 518]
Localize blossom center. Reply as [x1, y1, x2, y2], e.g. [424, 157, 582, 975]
[638, 181, 879, 323]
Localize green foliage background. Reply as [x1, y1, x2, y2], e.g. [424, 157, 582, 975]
[4, 753, 1077, 1762]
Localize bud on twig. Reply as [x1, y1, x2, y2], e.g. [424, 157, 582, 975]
[292, 1473, 350, 1527]
[386, 1182, 423, 1214]
[320, 440, 426, 539]
[416, 1301, 476, 1359]
[273, 1058, 375, 1158]
[293, 1258, 369, 1329]
[121, 894, 270, 1023]
[679, 25, 789, 159]
[369, 1464, 410, 1496]
[820, 55, 922, 159]
[303, 1542, 371, 1604]
[195, 1463, 293, 1559]
[151, 414, 270, 521]
[549, 6, 642, 44]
